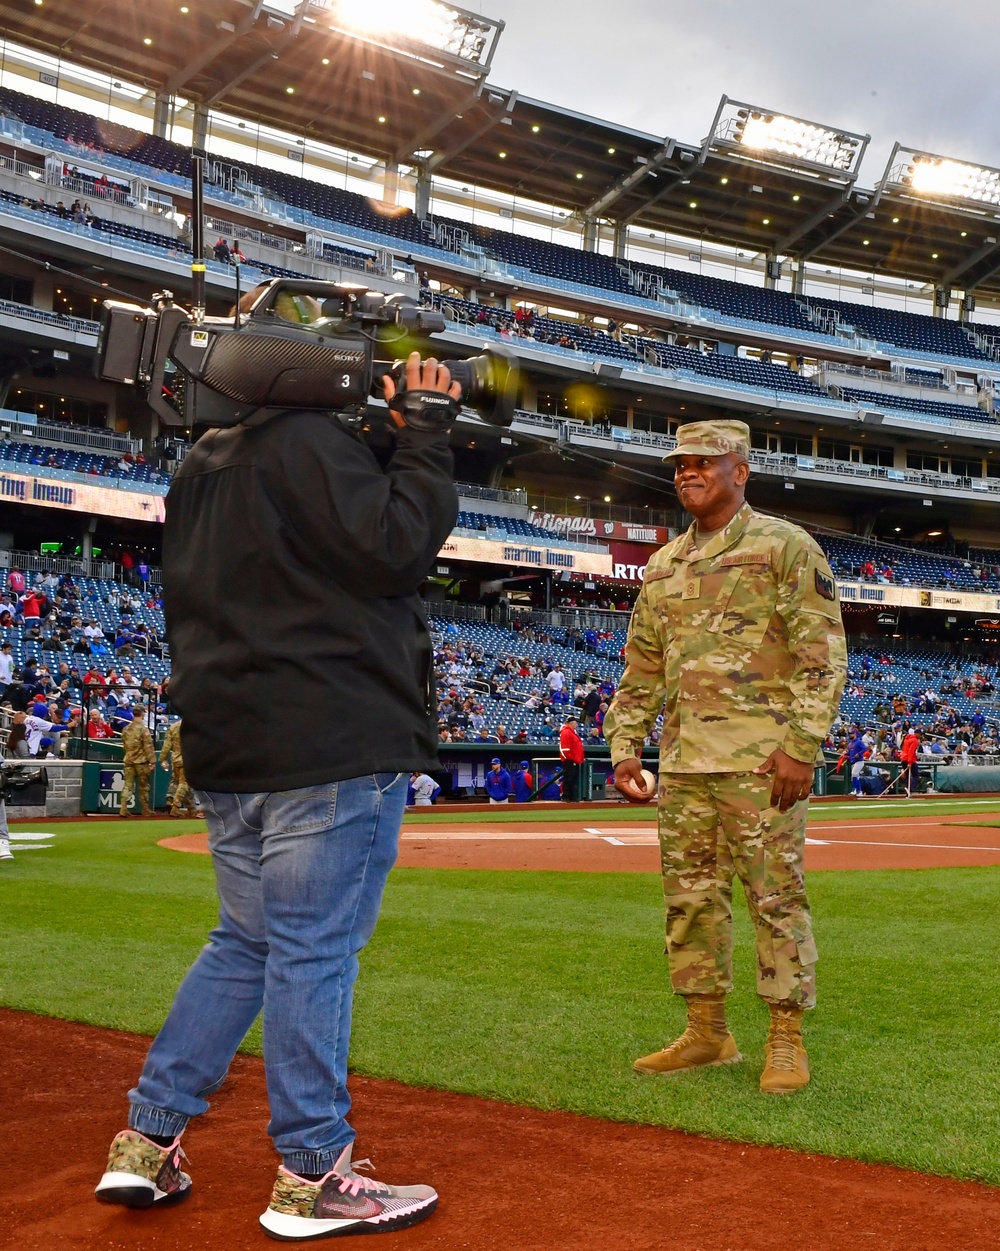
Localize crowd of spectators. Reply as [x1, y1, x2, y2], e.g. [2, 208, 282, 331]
[0, 569, 170, 759]
[432, 624, 625, 747]
[826, 650, 1000, 790]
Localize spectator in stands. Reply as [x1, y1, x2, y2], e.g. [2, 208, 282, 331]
[115, 627, 135, 659]
[19, 589, 43, 622]
[7, 569, 25, 598]
[582, 685, 602, 726]
[86, 710, 112, 735]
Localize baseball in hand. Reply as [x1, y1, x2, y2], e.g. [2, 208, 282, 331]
[640, 768, 657, 798]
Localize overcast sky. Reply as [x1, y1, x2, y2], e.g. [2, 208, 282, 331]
[481, 0, 1000, 187]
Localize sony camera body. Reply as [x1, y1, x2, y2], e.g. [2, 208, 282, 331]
[95, 278, 518, 430]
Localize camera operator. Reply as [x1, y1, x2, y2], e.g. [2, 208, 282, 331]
[95, 351, 460, 1239]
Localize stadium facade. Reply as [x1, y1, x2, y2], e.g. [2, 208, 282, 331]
[0, 2, 999, 762]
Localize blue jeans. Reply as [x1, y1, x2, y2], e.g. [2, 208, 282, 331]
[128, 772, 407, 1174]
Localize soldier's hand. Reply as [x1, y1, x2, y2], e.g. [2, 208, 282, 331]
[754, 749, 814, 813]
[614, 758, 654, 804]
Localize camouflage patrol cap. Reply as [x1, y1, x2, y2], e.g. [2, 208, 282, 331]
[663, 419, 751, 461]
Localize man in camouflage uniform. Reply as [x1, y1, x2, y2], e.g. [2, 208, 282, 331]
[605, 419, 846, 1095]
[159, 719, 197, 818]
[119, 708, 156, 818]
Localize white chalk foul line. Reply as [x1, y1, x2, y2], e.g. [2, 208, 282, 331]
[583, 826, 629, 846]
[811, 838, 1000, 854]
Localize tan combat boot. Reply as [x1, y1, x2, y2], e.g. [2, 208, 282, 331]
[760, 1003, 809, 1095]
[633, 994, 742, 1075]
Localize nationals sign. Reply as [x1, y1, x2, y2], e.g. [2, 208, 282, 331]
[529, 511, 673, 546]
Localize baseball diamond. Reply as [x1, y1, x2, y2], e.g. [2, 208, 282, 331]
[2, 0, 1000, 1246]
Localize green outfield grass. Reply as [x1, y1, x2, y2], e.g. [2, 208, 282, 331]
[1, 819, 999, 1184]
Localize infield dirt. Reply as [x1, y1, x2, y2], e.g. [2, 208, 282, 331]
[160, 811, 1000, 871]
[3, 1009, 999, 1251]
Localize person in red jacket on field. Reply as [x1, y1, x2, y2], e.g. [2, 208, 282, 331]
[559, 716, 585, 802]
[900, 728, 921, 795]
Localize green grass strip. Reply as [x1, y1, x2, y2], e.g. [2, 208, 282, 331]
[1, 820, 999, 1184]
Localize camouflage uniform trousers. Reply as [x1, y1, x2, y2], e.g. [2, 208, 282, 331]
[170, 763, 197, 816]
[657, 771, 817, 1008]
[120, 765, 152, 816]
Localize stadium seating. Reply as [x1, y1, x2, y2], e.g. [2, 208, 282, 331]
[429, 617, 1000, 745]
[807, 297, 991, 364]
[0, 437, 168, 487]
[3, 84, 1000, 379]
[836, 387, 997, 427]
[456, 511, 565, 542]
[639, 338, 828, 397]
[437, 293, 832, 397]
[629, 260, 818, 335]
[0, 571, 170, 689]
[817, 535, 998, 590]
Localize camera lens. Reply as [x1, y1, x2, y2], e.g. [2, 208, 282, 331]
[444, 350, 519, 427]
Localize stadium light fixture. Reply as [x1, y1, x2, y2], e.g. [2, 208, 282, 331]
[903, 152, 1000, 208]
[320, 0, 503, 70]
[711, 98, 868, 179]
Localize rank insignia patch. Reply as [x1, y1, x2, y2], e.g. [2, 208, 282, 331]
[815, 569, 836, 602]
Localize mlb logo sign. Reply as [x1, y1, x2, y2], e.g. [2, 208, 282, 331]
[98, 768, 126, 812]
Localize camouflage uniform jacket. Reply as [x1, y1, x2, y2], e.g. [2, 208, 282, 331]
[604, 503, 847, 772]
[121, 718, 156, 767]
[159, 721, 183, 769]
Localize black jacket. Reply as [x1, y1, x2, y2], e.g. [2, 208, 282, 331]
[162, 410, 458, 792]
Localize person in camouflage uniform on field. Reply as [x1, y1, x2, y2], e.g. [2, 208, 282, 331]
[159, 719, 198, 818]
[605, 419, 846, 1095]
[119, 710, 157, 818]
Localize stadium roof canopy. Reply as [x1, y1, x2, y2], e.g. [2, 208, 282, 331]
[7, 0, 1000, 296]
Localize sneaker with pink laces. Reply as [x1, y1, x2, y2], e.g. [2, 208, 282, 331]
[94, 1129, 191, 1209]
[259, 1143, 437, 1241]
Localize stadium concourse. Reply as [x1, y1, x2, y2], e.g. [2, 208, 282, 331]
[2, 1, 1000, 1246]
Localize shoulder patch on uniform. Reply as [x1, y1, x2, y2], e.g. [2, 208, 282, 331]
[720, 552, 771, 567]
[644, 567, 675, 582]
[815, 568, 836, 601]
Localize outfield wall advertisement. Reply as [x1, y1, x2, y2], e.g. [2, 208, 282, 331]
[837, 581, 1000, 614]
[437, 534, 614, 576]
[527, 511, 674, 546]
[0, 471, 166, 523]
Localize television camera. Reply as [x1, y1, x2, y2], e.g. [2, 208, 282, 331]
[95, 276, 520, 433]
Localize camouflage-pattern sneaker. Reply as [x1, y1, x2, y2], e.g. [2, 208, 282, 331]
[94, 1129, 191, 1209]
[259, 1143, 437, 1241]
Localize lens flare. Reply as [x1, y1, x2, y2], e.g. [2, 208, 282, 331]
[327, 0, 489, 60]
